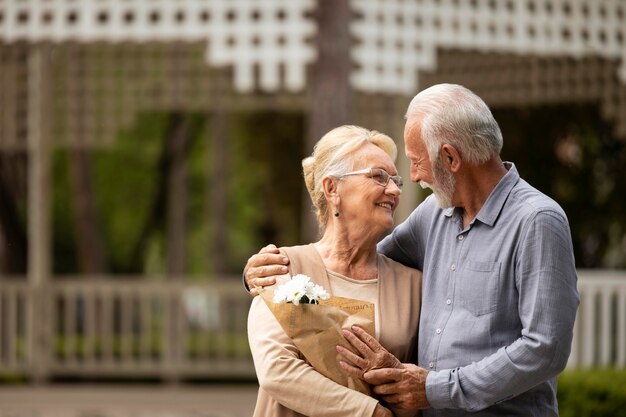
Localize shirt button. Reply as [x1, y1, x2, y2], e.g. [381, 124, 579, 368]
[446, 298, 452, 305]
[428, 362, 434, 368]
[451, 264, 456, 271]
[436, 328, 442, 334]
[458, 235, 464, 241]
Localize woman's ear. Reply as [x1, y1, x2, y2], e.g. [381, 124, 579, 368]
[441, 144, 461, 172]
[322, 176, 340, 209]
[322, 176, 339, 199]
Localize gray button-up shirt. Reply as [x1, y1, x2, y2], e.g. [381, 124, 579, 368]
[378, 162, 579, 416]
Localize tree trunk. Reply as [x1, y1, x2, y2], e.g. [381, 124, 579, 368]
[0, 153, 28, 275]
[129, 113, 191, 273]
[302, 0, 353, 241]
[209, 109, 227, 276]
[68, 148, 107, 274]
[166, 114, 191, 278]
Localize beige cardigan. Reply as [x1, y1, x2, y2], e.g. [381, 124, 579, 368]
[248, 244, 422, 417]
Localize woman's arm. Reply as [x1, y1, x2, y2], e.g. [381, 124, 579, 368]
[248, 296, 382, 417]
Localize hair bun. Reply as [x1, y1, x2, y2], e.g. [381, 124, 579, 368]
[302, 156, 316, 193]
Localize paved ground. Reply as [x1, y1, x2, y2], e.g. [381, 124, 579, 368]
[0, 384, 259, 417]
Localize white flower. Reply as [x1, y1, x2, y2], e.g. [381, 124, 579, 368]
[273, 274, 330, 305]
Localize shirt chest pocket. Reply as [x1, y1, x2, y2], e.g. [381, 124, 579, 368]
[459, 260, 502, 316]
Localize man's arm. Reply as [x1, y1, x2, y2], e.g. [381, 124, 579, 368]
[244, 195, 433, 294]
[425, 210, 579, 411]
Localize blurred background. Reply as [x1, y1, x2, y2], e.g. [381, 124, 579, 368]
[0, 0, 625, 416]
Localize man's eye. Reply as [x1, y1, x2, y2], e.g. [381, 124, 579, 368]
[372, 173, 385, 181]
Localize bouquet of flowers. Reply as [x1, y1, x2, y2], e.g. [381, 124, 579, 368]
[260, 274, 375, 395]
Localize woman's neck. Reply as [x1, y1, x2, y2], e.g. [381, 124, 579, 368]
[315, 226, 379, 280]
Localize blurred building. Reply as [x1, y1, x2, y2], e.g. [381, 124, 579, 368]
[0, 0, 625, 382]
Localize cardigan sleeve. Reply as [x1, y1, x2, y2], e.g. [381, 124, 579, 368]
[248, 296, 379, 417]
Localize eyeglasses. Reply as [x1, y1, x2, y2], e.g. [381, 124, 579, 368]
[339, 168, 403, 189]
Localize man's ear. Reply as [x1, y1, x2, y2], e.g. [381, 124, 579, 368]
[441, 144, 461, 172]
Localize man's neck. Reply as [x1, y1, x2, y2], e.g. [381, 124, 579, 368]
[456, 157, 508, 228]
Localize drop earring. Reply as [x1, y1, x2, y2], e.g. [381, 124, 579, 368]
[334, 211, 339, 217]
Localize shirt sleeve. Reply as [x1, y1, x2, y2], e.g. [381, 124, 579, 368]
[426, 210, 579, 411]
[248, 296, 379, 416]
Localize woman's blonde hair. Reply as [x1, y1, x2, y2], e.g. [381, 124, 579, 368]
[302, 125, 397, 232]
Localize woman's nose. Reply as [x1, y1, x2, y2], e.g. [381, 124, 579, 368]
[385, 181, 402, 195]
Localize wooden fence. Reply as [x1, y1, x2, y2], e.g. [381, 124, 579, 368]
[569, 270, 626, 368]
[0, 271, 625, 381]
[0, 276, 254, 381]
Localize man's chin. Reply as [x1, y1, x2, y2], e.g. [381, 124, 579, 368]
[419, 181, 432, 190]
[433, 192, 453, 209]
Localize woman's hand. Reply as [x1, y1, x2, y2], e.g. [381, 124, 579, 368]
[244, 244, 290, 296]
[338, 326, 430, 410]
[336, 326, 403, 377]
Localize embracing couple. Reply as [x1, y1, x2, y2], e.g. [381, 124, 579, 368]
[244, 84, 579, 417]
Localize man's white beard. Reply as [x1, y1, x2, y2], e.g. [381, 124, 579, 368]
[421, 161, 456, 208]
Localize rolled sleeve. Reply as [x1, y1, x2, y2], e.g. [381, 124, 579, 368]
[425, 369, 454, 409]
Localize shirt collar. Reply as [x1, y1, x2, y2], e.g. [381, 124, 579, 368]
[475, 161, 518, 226]
[442, 161, 519, 227]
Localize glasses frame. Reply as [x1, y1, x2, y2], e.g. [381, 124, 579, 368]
[338, 168, 403, 189]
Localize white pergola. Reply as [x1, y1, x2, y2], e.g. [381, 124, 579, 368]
[1, 0, 625, 94]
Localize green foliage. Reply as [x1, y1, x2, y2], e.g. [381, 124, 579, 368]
[51, 110, 304, 276]
[93, 112, 170, 273]
[558, 369, 626, 417]
[497, 105, 626, 268]
[225, 111, 304, 273]
[52, 150, 79, 273]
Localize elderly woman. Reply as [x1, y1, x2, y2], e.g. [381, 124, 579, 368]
[247, 125, 421, 417]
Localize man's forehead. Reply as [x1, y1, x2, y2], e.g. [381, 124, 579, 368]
[404, 118, 421, 144]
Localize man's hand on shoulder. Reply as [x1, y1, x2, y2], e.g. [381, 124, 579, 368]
[244, 244, 290, 296]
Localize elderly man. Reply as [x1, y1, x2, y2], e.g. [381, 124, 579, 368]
[245, 84, 579, 416]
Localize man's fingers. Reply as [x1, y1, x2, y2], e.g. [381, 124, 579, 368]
[249, 275, 278, 289]
[245, 265, 286, 287]
[247, 263, 285, 280]
[336, 345, 368, 369]
[247, 253, 289, 270]
[259, 244, 280, 254]
[363, 368, 403, 386]
[351, 325, 383, 351]
[378, 393, 404, 406]
[338, 360, 365, 380]
[372, 380, 402, 396]
[341, 329, 372, 357]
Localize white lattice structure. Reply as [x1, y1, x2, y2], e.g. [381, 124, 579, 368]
[1, 0, 626, 94]
[351, 0, 626, 93]
[0, 0, 316, 92]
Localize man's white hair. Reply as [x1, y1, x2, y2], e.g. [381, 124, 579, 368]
[406, 83, 503, 165]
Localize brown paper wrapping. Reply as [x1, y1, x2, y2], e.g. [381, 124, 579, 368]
[260, 288, 375, 395]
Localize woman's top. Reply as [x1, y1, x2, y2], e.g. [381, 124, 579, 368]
[248, 243, 422, 417]
[326, 270, 379, 339]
